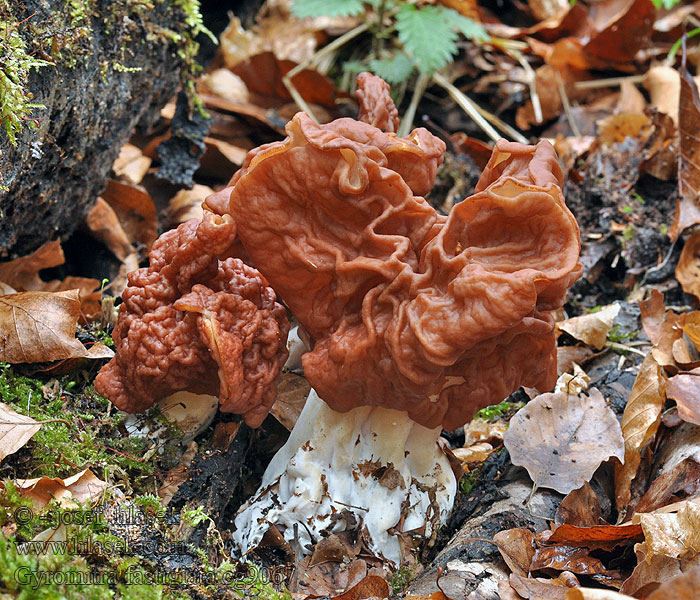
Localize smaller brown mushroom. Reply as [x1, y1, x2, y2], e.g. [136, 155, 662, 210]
[95, 211, 289, 428]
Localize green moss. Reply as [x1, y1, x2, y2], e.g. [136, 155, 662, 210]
[0, 362, 184, 489]
[389, 565, 416, 594]
[474, 399, 525, 422]
[0, 3, 50, 145]
[459, 465, 483, 495]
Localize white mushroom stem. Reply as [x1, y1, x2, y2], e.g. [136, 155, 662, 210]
[232, 389, 456, 566]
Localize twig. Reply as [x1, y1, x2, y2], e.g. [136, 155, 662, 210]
[397, 71, 430, 137]
[282, 23, 370, 123]
[473, 102, 529, 144]
[574, 75, 645, 90]
[555, 70, 580, 137]
[605, 341, 648, 356]
[507, 48, 542, 124]
[432, 72, 503, 143]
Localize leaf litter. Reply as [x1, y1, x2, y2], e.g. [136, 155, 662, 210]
[3, 0, 700, 598]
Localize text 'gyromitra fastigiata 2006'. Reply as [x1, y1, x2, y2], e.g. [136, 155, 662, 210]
[96, 73, 583, 566]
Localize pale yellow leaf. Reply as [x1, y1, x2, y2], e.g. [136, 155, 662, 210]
[0, 403, 41, 462]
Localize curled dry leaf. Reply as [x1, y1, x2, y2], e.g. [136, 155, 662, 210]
[167, 184, 213, 226]
[494, 528, 535, 577]
[508, 573, 571, 599]
[676, 231, 700, 302]
[555, 483, 602, 527]
[101, 179, 158, 253]
[632, 499, 700, 563]
[646, 565, 700, 600]
[619, 539, 696, 597]
[0, 403, 41, 462]
[113, 143, 152, 185]
[0, 240, 64, 291]
[325, 575, 389, 600]
[85, 197, 135, 262]
[666, 374, 700, 427]
[614, 352, 665, 511]
[670, 57, 700, 240]
[12, 469, 107, 509]
[504, 388, 624, 495]
[0, 290, 114, 363]
[271, 372, 311, 432]
[557, 304, 620, 350]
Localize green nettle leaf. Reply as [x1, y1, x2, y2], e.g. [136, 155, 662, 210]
[396, 4, 459, 73]
[291, 0, 366, 18]
[448, 10, 489, 42]
[369, 52, 415, 84]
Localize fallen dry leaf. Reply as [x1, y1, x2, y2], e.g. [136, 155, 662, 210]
[494, 528, 535, 577]
[167, 184, 213, 226]
[85, 197, 135, 262]
[676, 231, 700, 302]
[544, 523, 643, 551]
[508, 573, 570, 599]
[504, 388, 624, 495]
[0, 290, 114, 363]
[619, 539, 697, 597]
[199, 68, 250, 104]
[12, 469, 107, 509]
[101, 179, 158, 253]
[646, 564, 700, 599]
[0, 403, 41, 462]
[614, 352, 665, 512]
[633, 499, 700, 563]
[557, 304, 620, 350]
[113, 143, 152, 185]
[555, 483, 602, 527]
[0, 240, 64, 291]
[670, 57, 700, 239]
[635, 423, 700, 513]
[666, 373, 700, 427]
[329, 575, 389, 600]
[271, 372, 311, 432]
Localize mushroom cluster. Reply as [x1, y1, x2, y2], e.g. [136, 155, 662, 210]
[96, 73, 582, 566]
[95, 212, 290, 428]
[228, 75, 583, 563]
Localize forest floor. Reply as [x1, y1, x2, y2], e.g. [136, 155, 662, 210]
[1, 0, 700, 599]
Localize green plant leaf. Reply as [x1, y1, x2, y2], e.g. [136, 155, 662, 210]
[396, 4, 459, 73]
[369, 52, 414, 84]
[449, 10, 489, 42]
[291, 0, 366, 18]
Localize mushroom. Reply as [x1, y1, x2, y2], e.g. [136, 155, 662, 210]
[230, 74, 583, 564]
[95, 211, 290, 428]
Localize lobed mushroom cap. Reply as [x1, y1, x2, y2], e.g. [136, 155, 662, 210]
[95, 212, 289, 428]
[225, 73, 582, 430]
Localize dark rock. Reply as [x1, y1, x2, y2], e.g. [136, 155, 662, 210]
[0, 0, 196, 259]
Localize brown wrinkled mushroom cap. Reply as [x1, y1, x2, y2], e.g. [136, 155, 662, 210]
[95, 212, 289, 428]
[223, 73, 582, 430]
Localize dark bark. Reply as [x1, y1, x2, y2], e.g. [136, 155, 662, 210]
[0, 0, 193, 259]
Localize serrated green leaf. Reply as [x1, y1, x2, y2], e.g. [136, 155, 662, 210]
[396, 4, 459, 74]
[446, 9, 489, 42]
[291, 0, 366, 18]
[369, 52, 414, 84]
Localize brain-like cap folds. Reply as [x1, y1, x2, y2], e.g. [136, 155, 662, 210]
[94, 212, 289, 428]
[225, 73, 582, 430]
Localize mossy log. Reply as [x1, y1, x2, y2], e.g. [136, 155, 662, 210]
[0, 0, 197, 259]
